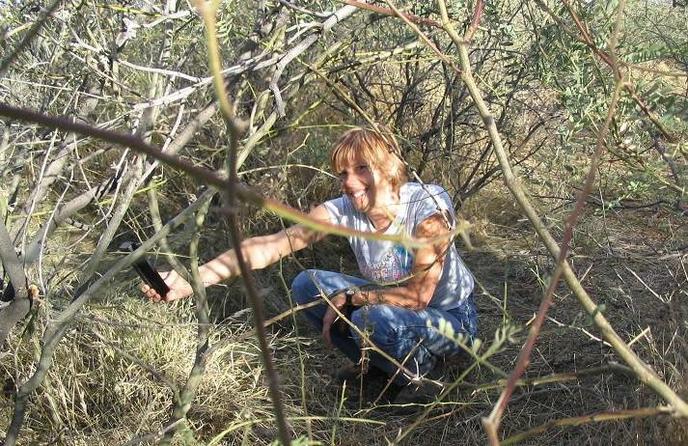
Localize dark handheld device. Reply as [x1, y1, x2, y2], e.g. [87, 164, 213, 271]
[119, 241, 170, 298]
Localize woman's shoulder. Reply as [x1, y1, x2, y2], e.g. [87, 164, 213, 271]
[401, 182, 454, 227]
[402, 182, 449, 201]
[322, 194, 351, 218]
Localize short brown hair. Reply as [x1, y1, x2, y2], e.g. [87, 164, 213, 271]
[330, 127, 407, 191]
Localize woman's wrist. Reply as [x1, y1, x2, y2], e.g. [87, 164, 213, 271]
[198, 265, 223, 287]
[353, 289, 379, 306]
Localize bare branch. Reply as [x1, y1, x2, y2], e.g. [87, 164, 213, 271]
[343, 0, 442, 28]
[0, 0, 66, 77]
[501, 406, 673, 445]
[3, 189, 214, 445]
[0, 218, 29, 345]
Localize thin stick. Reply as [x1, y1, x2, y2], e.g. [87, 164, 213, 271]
[0, 0, 66, 77]
[195, 1, 290, 443]
[342, 0, 442, 28]
[501, 406, 672, 445]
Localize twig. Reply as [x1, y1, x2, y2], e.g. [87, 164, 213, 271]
[465, 0, 485, 42]
[470, 362, 634, 393]
[143, 102, 218, 179]
[393, 326, 513, 443]
[207, 415, 384, 446]
[146, 186, 189, 276]
[195, 1, 290, 443]
[0, 219, 26, 299]
[0, 0, 66, 77]
[13, 81, 103, 242]
[132, 1, 362, 112]
[90, 329, 178, 391]
[79, 150, 143, 287]
[21, 165, 125, 265]
[117, 58, 202, 82]
[501, 406, 672, 445]
[267, 1, 366, 118]
[123, 419, 186, 446]
[279, 0, 330, 19]
[342, 0, 442, 28]
[380, 0, 462, 75]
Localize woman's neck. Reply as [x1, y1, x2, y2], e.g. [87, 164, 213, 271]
[366, 190, 400, 231]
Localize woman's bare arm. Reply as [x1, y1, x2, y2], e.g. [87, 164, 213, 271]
[198, 204, 330, 285]
[141, 204, 331, 301]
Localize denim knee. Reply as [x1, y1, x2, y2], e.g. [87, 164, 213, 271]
[290, 269, 318, 305]
[349, 305, 396, 347]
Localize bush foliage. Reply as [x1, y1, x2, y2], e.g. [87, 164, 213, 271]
[0, 0, 687, 444]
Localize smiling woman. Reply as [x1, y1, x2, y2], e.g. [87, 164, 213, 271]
[140, 126, 478, 403]
[331, 129, 407, 233]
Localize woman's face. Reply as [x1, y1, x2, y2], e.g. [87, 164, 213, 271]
[337, 152, 394, 213]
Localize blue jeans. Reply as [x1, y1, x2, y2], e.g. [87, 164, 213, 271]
[291, 269, 478, 384]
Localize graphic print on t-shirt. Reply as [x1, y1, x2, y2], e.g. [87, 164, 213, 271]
[360, 244, 413, 284]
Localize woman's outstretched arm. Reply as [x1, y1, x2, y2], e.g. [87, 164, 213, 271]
[141, 204, 331, 302]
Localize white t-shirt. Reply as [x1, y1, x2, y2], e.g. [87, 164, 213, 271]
[323, 182, 474, 310]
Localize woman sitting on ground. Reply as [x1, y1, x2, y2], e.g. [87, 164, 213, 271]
[141, 126, 478, 398]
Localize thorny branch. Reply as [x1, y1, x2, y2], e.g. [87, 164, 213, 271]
[194, 0, 291, 443]
[480, 1, 628, 441]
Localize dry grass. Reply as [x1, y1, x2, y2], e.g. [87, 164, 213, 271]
[0, 291, 306, 445]
[2, 183, 687, 445]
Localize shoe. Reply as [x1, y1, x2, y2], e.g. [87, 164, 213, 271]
[340, 378, 404, 410]
[332, 363, 402, 408]
[332, 362, 388, 383]
[366, 380, 404, 405]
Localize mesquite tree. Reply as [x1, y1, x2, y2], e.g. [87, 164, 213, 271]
[0, 0, 686, 444]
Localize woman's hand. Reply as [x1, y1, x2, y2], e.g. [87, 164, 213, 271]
[322, 293, 349, 348]
[140, 270, 193, 303]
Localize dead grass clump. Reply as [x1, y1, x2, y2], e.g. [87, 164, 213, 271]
[0, 288, 310, 445]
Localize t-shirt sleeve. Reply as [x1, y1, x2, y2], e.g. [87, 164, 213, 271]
[412, 184, 455, 231]
[322, 196, 349, 226]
